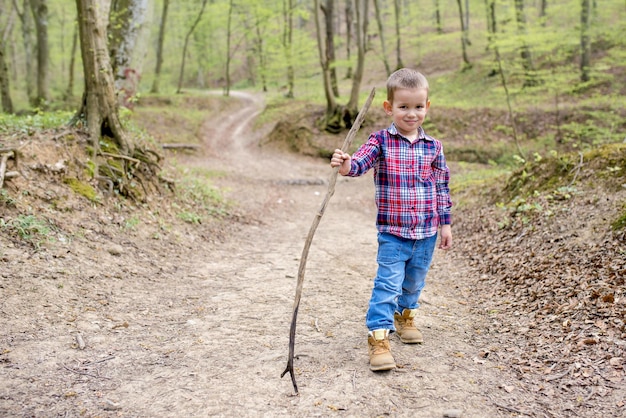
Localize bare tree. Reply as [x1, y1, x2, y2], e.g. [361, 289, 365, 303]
[28, 0, 49, 107]
[151, 0, 169, 94]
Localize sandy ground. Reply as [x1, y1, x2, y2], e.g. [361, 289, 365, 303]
[1, 92, 531, 417]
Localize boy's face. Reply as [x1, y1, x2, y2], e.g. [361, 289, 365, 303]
[383, 88, 430, 139]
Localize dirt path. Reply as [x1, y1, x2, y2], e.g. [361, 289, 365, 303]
[1, 92, 525, 417]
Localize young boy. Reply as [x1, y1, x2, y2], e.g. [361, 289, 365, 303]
[330, 68, 452, 371]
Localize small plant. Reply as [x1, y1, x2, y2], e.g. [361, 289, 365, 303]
[124, 216, 140, 230]
[178, 211, 202, 224]
[1, 214, 53, 248]
[0, 190, 16, 207]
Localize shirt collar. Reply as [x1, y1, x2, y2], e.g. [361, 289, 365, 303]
[387, 123, 430, 142]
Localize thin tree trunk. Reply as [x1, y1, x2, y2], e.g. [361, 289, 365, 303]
[344, 0, 353, 79]
[314, 0, 336, 116]
[580, 0, 591, 82]
[14, 0, 35, 102]
[151, 0, 169, 94]
[321, 0, 339, 97]
[224, 0, 233, 96]
[29, 0, 49, 107]
[0, 6, 15, 113]
[393, 0, 403, 70]
[0, 43, 14, 113]
[283, 0, 294, 98]
[514, 0, 538, 87]
[434, 0, 443, 34]
[176, 0, 208, 94]
[372, 0, 391, 76]
[346, 0, 367, 117]
[252, 7, 268, 92]
[456, 0, 471, 70]
[66, 23, 77, 99]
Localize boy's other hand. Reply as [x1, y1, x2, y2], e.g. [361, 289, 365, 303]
[330, 149, 351, 175]
[439, 224, 452, 250]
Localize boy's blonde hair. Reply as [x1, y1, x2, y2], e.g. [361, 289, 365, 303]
[386, 68, 429, 102]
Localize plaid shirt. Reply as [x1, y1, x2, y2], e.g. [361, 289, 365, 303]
[347, 123, 452, 240]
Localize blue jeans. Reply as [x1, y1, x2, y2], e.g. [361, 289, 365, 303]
[365, 232, 438, 331]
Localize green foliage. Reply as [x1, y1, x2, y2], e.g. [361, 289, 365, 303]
[0, 112, 73, 134]
[612, 204, 626, 231]
[0, 215, 53, 248]
[174, 166, 229, 222]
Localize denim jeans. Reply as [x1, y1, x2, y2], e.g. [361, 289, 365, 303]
[365, 232, 438, 331]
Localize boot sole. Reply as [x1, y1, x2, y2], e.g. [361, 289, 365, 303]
[370, 362, 396, 371]
[398, 336, 423, 344]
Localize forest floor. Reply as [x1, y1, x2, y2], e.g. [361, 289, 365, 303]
[1, 91, 624, 418]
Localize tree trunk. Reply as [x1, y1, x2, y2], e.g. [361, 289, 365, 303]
[372, 0, 391, 76]
[151, 0, 169, 94]
[0, 42, 14, 113]
[456, 0, 471, 70]
[0, 5, 15, 113]
[344, 0, 353, 79]
[314, 0, 337, 117]
[345, 0, 367, 120]
[224, 0, 233, 96]
[282, 0, 295, 98]
[393, 0, 403, 70]
[514, 0, 539, 87]
[580, 0, 591, 82]
[14, 0, 36, 103]
[109, 0, 148, 108]
[434, 0, 443, 34]
[73, 0, 131, 156]
[65, 23, 78, 99]
[176, 0, 208, 94]
[321, 0, 339, 98]
[252, 5, 268, 92]
[28, 0, 48, 107]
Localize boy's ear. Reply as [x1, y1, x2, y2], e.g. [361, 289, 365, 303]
[426, 100, 431, 111]
[383, 100, 392, 115]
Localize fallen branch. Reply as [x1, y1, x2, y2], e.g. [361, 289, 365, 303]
[162, 143, 200, 150]
[281, 88, 376, 394]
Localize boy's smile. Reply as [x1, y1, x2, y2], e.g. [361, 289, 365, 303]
[383, 88, 430, 141]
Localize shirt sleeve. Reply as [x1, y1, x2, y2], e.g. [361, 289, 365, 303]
[434, 143, 453, 225]
[347, 132, 382, 177]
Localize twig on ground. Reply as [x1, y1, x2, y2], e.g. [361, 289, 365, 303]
[61, 363, 111, 379]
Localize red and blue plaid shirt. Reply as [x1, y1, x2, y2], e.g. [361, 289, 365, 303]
[346, 123, 452, 240]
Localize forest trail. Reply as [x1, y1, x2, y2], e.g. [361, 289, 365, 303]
[1, 91, 528, 417]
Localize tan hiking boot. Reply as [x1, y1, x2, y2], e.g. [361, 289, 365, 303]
[367, 329, 396, 371]
[394, 309, 424, 344]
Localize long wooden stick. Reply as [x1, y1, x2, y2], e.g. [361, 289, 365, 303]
[281, 88, 376, 394]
